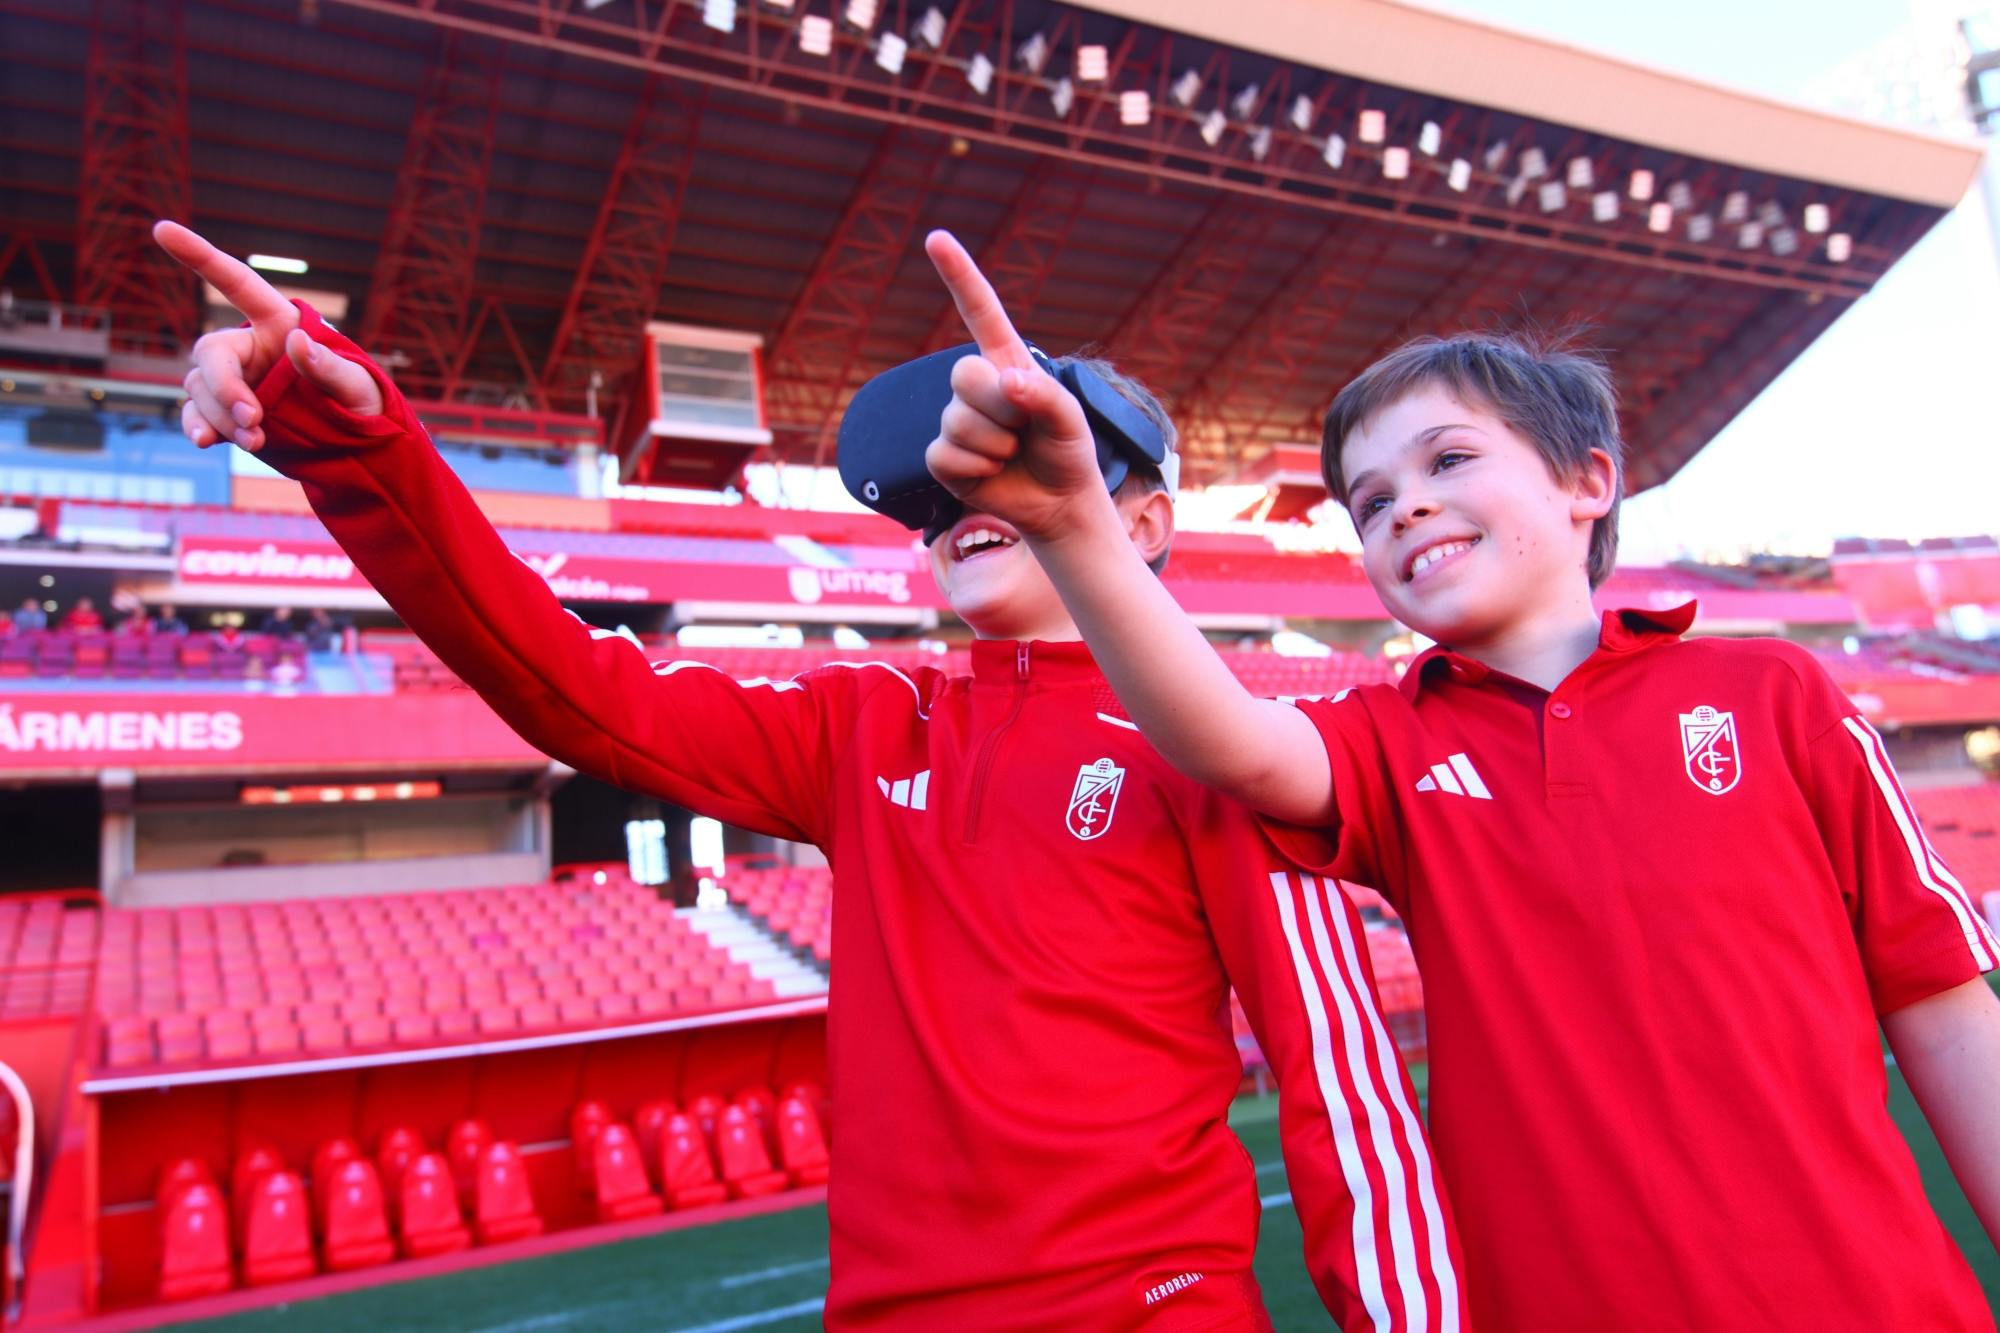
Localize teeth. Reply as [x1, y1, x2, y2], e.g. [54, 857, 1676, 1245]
[955, 527, 1013, 556]
[1411, 540, 1474, 577]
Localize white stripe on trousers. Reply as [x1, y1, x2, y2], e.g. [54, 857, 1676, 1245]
[1306, 874, 1462, 1333]
[1843, 717, 1999, 968]
[1267, 871, 1394, 1332]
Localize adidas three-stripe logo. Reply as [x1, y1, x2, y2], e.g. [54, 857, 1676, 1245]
[877, 770, 931, 810]
[1414, 753, 1492, 800]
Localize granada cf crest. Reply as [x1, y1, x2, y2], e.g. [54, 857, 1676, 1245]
[1066, 757, 1126, 840]
[1678, 705, 1741, 795]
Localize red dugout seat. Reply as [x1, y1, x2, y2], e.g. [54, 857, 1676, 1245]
[776, 1095, 831, 1187]
[319, 1159, 395, 1271]
[473, 1141, 544, 1245]
[397, 1153, 471, 1258]
[592, 1122, 663, 1222]
[241, 1171, 316, 1286]
[715, 1105, 788, 1199]
[659, 1112, 728, 1210]
[157, 1181, 233, 1301]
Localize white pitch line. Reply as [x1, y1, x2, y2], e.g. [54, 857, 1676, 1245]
[668, 1297, 828, 1332]
[1261, 1191, 1293, 1209]
[473, 1305, 628, 1333]
[1255, 1160, 1286, 1176]
[717, 1256, 831, 1288]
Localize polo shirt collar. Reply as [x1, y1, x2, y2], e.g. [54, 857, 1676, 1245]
[969, 638, 1102, 685]
[1398, 599, 1698, 699]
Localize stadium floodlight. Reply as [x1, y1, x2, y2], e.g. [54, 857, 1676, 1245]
[1537, 181, 1567, 212]
[966, 52, 995, 94]
[1118, 90, 1151, 126]
[1591, 190, 1618, 222]
[1803, 202, 1830, 234]
[1768, 227, 1798, 256]
[1382, 146, 1411, 180]
[1322, 133, 1346, 169]
[1199, 109, 1226, 146]
[248, 254, 308, 274]
[1518, 146, 1547, 179]
[1483, 141, 1508, 171]
[702, 0, 736, 33]
[1687, 213, 1715, 242]
[1249, 125, 1273, 162]
[1567, 157, 1593, 189]
[1827, 232, 1853, 262]
[799, 14, 833, 54]
[1647, 202, 1672, 233]
[1667, 180, 1693, 211]
[1016, 31, 1048, 73]
[1231, 83, 1260, 121]
[1171, 69, 1203, 107]
[875, 31, 907, 74]
[1737, 222, 1764, 249]
[1289, 95, 1314, 131]
[1075, 44, 1108, 82]
[1756, 200, 1785, 229]
[761, 0, 795, 8]
[1447, 158, 1472, 192]
[1049, 76, 1074, 116]
[582, 0, 616, 8]
[1506, 175, 1529, 206]
[1720, 190, 1749, 223]
[844, 0, 877, 30]
[915, 6, 945, 47]
[1627, 169, 1654, 201]
[1357, 108, 1386, 143]
[1418, 120, 1441, 155]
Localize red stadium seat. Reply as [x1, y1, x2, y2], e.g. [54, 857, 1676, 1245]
[155, 1158, 215, 1211]
[776, 1095, 831, 1187]
[592, 1122, 663, 1222]
[231, 1146, 286, 1236]
[715, 1105, 788, 1199]
[447, 1119, 493, 1203]
[570, 1100, 612, 1191]
[320, 1159, 395, 1272]
[659, 1112, 727, 1210]
[734, 1086, 777, 1154]
[632, 1099, 676, 1177]
[397, 1153, 471, 1258]
[311, 1138, 360, 1202]
[241, 1170, 317, 1286]
[375, 1125, 425, 1198]
[473, 1141, 544, 1245]
[687, 1092, 726, 1144]
[157, 1181, 233, 1301]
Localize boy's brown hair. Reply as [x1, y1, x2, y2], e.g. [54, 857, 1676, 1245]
[1320, 331, 1625, 587]
[1053, 353, 1177, 576]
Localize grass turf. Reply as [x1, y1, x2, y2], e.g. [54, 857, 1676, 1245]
[191, 1064, 1994, 1331]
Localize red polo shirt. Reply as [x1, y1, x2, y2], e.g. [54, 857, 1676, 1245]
[1274, 603, 1997, 1331]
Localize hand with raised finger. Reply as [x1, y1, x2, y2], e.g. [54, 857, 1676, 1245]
[152, 220, 381, 452]
[922, 229, 1110, 540]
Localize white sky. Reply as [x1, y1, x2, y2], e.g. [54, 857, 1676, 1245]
[1413, 0, 2000, 560]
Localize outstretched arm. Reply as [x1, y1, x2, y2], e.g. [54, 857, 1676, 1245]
[922, 230, 1331, 824]
[1884, 977, 2000, 1252]
[154, 222, 861, 844]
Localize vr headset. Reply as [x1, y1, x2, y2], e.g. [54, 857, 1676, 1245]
[837, 342, 1174, 544]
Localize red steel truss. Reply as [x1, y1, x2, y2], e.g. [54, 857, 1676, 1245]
[541, 78, 707, 418]
[75, 0, 195, 357]
[358, 28, 505, 399]
[917, 159, 1098, 355]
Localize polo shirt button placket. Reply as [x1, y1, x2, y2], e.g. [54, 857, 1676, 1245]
[1549, 700, 1573, 720]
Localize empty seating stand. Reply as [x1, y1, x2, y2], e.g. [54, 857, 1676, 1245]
[92, 874, 788, 1074]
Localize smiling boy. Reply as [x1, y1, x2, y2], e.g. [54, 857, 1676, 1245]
[922, 229, 2000, 1330]
[155, 221, 1465, 1332]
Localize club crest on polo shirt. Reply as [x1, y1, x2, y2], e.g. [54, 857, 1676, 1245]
[1678, 705, 1741, 795]
[1067, 757, 1125, 840]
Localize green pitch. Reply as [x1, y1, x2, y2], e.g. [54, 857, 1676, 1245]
[192, 1064, 1996, 1331]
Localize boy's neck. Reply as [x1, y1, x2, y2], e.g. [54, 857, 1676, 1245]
[1447, 588, 1604, 694]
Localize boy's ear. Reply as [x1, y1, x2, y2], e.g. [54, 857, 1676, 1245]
[1120, 486, 1176, 568]
[1569, 447, 1618, 522]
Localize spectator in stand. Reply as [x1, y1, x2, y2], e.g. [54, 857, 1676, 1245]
[113, 604, 155, 636]
[215, 621, 245, 651]
[62, 596, 104, 633]
[153, 603, 189, 635]
[0, 607, 10, 637]
[13, 598, 47, 633]
[303, 606, 342, 652]
[260, 604, 299, 639]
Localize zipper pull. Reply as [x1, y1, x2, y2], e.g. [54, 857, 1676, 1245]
[1016, 643, 1029, 679]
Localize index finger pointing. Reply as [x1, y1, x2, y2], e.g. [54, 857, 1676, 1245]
[924, 230, 1035, 373]
[152, 221, 295, 327]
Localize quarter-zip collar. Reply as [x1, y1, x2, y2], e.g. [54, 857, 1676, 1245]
[1399, 599, 1699, 700]
[968, 638, 1103, 687]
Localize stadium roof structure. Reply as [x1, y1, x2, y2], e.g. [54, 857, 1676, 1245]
[1, 0, 1985, 491]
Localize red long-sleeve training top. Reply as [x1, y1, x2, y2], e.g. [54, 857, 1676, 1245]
[246, 304, 1465, 1331]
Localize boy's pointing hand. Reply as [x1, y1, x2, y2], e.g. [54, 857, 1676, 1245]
[924, 230, 1113, 539]
[153, 220, 382, 452]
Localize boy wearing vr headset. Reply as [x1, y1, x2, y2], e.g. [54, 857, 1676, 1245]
[156, 220, 1464, 1332]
